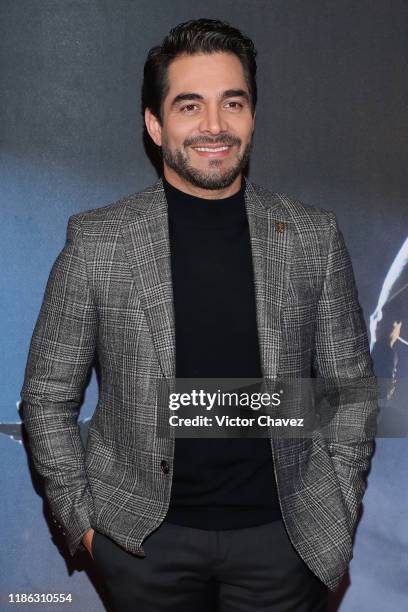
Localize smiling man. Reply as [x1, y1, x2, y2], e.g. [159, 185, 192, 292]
[145, 51, 254, 196]
[21, 18, 377, 612]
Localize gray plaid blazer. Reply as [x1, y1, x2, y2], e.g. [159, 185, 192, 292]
[21, 178, 377, 592]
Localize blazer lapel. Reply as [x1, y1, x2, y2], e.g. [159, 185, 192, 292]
[244, 182, 294, 380]
[120, 178, 293, 384]
[121, 180, 176, 382]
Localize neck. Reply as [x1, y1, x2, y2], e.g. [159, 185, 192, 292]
[163, 166, 242, 200]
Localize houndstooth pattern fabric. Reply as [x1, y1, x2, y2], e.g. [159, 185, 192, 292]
[20, 178, 377, 592]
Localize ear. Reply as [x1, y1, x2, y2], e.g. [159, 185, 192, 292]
[144, 107, 163, 147]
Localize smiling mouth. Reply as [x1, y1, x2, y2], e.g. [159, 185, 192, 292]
[191, 144, 233, 157]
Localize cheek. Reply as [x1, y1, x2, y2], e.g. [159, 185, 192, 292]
[163, 119, 191, 145]
[164, 133, 186, 152]
[241, 123, 255, 141]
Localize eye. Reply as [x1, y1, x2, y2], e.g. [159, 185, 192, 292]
[225, 101, 244, 110]
[180, 103, 199, 113]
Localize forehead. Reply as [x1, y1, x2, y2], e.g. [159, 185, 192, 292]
[165, 52, 248, 98]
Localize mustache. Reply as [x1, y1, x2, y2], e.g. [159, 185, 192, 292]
[184, 135, 241, 147]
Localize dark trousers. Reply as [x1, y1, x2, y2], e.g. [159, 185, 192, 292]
[92, 519, 328, 612]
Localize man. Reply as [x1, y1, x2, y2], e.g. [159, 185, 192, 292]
[21, 18, 377, 612]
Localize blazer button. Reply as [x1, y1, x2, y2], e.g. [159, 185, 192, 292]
[160, 460, 170, 474]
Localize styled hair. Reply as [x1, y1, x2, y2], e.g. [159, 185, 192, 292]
[142, 18, 257, 123]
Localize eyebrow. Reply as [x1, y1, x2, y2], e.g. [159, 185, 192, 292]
[170, 89, 250, 108]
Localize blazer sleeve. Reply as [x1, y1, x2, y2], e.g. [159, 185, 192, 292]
[312, 211, 378, 531]
[20, 214, 98, 557]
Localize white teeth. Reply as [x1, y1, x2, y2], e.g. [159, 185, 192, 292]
[194, 146, 229, 152]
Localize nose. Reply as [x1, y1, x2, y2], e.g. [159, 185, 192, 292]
[198, 103, 228, 135]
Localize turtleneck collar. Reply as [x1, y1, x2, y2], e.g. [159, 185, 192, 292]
[163, 176, 247, 228]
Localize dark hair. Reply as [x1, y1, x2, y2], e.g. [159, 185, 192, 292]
[142, 18, 257, 123]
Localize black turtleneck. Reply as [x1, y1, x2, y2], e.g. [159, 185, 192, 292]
[163, 176, 282, 528]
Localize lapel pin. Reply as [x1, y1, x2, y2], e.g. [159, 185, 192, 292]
[275, 221, 285, 234]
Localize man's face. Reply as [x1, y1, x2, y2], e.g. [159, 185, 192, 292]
[145, 52, 256, 197]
